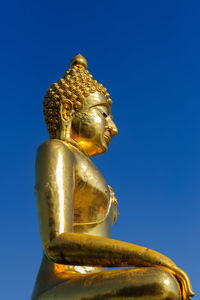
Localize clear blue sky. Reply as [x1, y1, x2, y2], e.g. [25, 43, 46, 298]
[1, 1, 200, 299]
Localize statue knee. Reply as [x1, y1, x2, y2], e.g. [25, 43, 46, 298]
[158, 269, 181, 300]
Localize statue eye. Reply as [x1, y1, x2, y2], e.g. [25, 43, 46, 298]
[97, 108, 108, 118]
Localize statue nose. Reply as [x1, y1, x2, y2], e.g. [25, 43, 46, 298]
[107, 117, 118, 136]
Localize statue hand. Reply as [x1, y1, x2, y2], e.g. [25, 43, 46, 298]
[170, 266, 195, 300]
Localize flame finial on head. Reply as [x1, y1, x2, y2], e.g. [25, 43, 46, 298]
[70, 54, 88, 69]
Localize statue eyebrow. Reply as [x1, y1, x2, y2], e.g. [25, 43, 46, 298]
[90, 103, 111, 114]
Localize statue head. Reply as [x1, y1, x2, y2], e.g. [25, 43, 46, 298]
[43, 54, 118, 156]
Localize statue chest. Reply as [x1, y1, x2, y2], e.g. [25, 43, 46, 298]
[73, 155, 111, 227]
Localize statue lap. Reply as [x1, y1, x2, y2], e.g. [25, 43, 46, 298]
[36, 267, 180, 300]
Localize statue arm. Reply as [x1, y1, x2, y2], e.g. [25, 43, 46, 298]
[35, 139, 75, 248]
[47, 232, 194, 299]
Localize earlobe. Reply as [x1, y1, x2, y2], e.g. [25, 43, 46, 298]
[60, 99, 73, 121]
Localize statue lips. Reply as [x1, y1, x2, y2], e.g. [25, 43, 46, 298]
[104, 131, 112, 146]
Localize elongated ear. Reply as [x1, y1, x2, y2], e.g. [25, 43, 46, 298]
[60, 99, 73, 121]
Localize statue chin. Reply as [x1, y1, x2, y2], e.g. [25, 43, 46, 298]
[31, 54, 194, 300]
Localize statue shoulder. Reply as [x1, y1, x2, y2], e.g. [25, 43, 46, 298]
[36, 139, 75, 166]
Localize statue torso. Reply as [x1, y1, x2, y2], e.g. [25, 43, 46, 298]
[68, 142, 117, 238]
[34, 139, 118, 295]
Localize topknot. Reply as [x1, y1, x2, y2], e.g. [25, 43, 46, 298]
[43, 54, 112, 138]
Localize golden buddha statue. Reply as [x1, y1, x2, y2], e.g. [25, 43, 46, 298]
[31, 54, 194, 300]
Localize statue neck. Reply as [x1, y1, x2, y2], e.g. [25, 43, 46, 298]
[63, 137, 90, 158]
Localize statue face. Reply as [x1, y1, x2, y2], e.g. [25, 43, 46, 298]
[70, 92, 118, 156]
